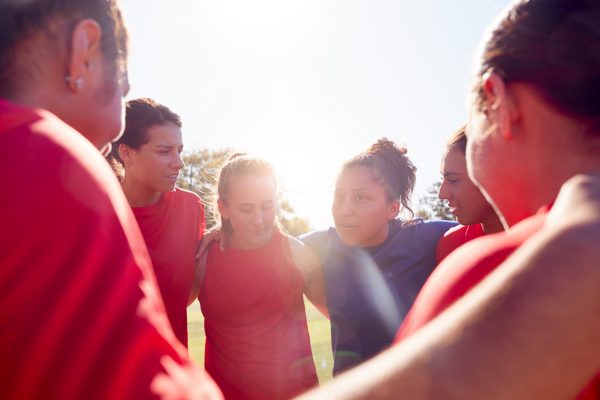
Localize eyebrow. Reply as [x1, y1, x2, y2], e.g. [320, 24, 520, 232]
[442, 172, 464, 177]
[335, 187, 372, 192]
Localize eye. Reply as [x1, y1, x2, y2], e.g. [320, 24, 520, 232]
[354, 194, 368, 202]
[239, 205, 253, 213]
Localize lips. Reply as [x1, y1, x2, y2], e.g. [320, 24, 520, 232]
[166, 172, 179, 182]
[336, 222, 358, 229]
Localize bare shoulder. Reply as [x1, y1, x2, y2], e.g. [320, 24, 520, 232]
[283, 234, 321, 275]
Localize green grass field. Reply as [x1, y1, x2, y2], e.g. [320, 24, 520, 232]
[187, 298, 334, 384]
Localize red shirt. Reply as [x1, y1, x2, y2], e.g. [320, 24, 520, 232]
[435, 223, 486, 264]
[395, 211, 598, 399]
[200, 231, 318, 400]
[133, 188, 205, 346]
[0, 100, 221, 399]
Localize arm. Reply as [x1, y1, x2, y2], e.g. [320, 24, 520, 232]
[297, 174, 600, 400]
[188, 226, 225, 305]
[286, 235, 329, 318]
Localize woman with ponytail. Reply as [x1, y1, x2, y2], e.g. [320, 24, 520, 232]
[199, 154, 325, 400]
[301, 138, 455, 375]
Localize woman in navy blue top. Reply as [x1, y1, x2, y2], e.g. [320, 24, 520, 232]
[301, 138, 455, 375]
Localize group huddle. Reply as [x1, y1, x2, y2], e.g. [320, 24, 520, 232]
[1, 0, 599, 399]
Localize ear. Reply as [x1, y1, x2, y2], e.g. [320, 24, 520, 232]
[388, 200, 400, 219]
[65, 19, 102, 93]
[118, 144, 135, 167]
[217, 199, 230, 220]
[481, 71, 519, 141]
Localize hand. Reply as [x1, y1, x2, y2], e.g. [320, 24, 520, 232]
[151, 356, 223, 400]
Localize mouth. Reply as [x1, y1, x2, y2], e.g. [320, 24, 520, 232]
[166, 173, 179, 181]
[337, 222, 357, 229]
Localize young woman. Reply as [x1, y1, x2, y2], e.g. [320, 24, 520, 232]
[301, 138, 455, 375]
[395, 0, 600, 398]
[436, 125, 503, 262]
[1, 3, 220, 399]
[110, 98, 205, 347]
[199, 154, 325, 400]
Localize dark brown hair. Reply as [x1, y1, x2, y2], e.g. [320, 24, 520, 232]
[215, 153, 278, 234]
[473, 0, 600, 133]
[446, 125, 467, 154]
[108, 98, 182, 178]
[0, 0, 128, 97]
[343, 138, 417, 218]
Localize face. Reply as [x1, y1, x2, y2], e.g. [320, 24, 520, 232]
[332, 166, 398, 247]
[87, 64, 130, 153]
[219, 174, 278, 250]
[125, 123, 184, 193]
[439, 146, 496, 226]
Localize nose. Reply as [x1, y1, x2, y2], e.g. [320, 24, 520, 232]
[251, 210, 264, 227]
[438, 179, 451, 201]
[171, 152, 184, 170]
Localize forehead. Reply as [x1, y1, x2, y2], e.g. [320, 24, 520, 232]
[145, 123, 183, 146]
[336, 166, 383, 191]
[441, 147, 468, 174]
[226, 174, 277, 202]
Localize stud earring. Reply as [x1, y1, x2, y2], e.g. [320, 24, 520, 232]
[65, 76, 84, 92]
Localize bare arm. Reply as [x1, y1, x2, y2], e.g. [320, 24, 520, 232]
[286, 235, 329, 318]
[187, 228, 225, 306]
[297, 174, 600, 400]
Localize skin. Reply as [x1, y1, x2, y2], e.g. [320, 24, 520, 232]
[439, 146, 502, 233]
[332, 166, 399, 247]
[217, 172, 328, 314]
[296, 65, 600, 400]
[4, 11, 222, 399]
[465, 74, 597, 228]
[296, 174, 600, 400]
[218, 174, 278, 250]
[119, 123, 185, 207]
[10, 19, 129, 153]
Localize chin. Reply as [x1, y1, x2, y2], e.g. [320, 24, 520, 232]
[338, 234, 359, 247]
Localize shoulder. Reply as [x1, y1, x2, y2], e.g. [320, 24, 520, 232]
[171, 187, 204, 213]
[399, 219, 457, 244]
[299, 227, 336, 261]
[173, 187, 203, 204]
[284, 233, 321, 277]
[435, 225, 474, 263]
[442, 214, 546, 271]
[2, 110, 123, 207]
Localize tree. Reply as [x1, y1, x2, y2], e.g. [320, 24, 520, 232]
[278, 199, 311, 237]
[177, 148, 233, 228]
[416, 181, 454, 221]
[177, 148, 310, 235]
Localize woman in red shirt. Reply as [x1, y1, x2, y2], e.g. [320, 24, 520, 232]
[199, 154, 325, 400]
[436, 125, 503, 263]
[109, 98, 206, 347]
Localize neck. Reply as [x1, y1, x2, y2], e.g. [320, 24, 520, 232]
[481, 212, 504, 234]
[121, 176, 162, 207]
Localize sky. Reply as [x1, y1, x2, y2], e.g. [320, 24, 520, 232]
[120, 0, 510, 227]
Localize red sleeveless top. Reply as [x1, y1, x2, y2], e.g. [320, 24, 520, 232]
[200, 231, 318, 399]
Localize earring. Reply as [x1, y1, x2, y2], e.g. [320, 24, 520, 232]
[65, 76, 84, 92]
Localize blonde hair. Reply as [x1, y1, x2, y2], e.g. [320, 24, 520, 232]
[215, 153, 279, 234]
